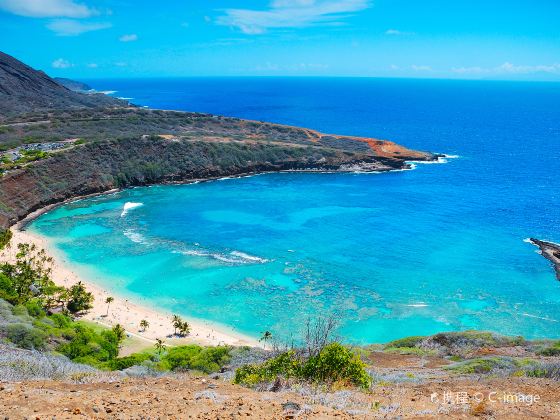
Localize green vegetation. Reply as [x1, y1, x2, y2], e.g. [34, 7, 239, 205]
[155, 338, 166, 355]
[6, 322, 47, 350]
[234, 342, 371, 389]
[0, 228, 11, 249]
[140, 319, 149, 332]
[383, 346, 437, 357]
[171, 314, 190, 337]
[0, 149, 51, 174]
[382, 335, 436, 356]
[19, 149, 49, 162]
[56, 323, 124, 367]
[259, 330, 272, 349]
[1, 291, 230, 373]
[0, 243, 93, 315]
[157, 345, 231, 373]
[446, 357, 538, 375]
[66, 281, 93, 314]
[429, 330, 525, 349]
[0, 297, 119, 362]
[378, 331, 526, 357]
[104, 296, 114, 317]
[384, 335, 425, 349]
[538, 341, 560, 356]
[525, 362, 560, 379]
[0, 241, 120, 367]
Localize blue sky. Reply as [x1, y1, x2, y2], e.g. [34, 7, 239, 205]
[1, 0, 559, 80]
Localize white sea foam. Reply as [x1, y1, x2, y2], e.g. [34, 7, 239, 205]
[123, 228, 146, 244]
[521, 313, 558, 322]
[407, 153, 459, 166]
[405, 303, 429, 307]
[120, 202, 143, 217]
[182, 248, 269, 265]
[230, 251, 269, 263]
[99, 90, 117, 95]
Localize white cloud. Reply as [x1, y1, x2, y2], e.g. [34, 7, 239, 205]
[217, 0, 370, 35]
[114, 62, 127, 67]
[87, 63, 98, 68]
[452, 62, 560, 75]
[119, 33, 138, 42]
[47, 19, 111, 36]
[0, 0, 96, 18]
[411, 64, 431, 71]
[385, 29, 414, 36]
[52, 58, 73, 69]
[498, 62, 560, 74]
[389, 64, 400, 70]
[255, 61, 329, 72]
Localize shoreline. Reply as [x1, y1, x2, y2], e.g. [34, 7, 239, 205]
[15, 157, 450, 230]
[2, 226, 262, 351]
[3, 159, 453, 352]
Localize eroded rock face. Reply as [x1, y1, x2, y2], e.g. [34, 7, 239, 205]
[0, 136, 433, 228]
[529, 238, 560, 280]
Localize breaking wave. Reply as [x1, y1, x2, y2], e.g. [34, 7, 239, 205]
[121, 202, 143, 217]
[181, 248, 270, 265]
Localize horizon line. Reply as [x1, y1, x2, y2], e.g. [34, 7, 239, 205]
[70, 74, 560, 84]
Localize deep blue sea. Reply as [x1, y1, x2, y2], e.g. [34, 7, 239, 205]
[29, 78, 560, 343]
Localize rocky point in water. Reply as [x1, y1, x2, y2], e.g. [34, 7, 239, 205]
[529, 238, 560, 280]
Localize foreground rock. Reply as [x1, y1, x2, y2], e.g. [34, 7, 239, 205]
[529, 238, 560, 280]
[2, 362, 559, 418]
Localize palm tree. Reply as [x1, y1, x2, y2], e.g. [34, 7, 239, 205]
[178, 320, 190, 337]
[112, 324, 126, 344]
[105, 296, 114, 317]
[140, 319, 149, 332]
[171, 314, 182, 335]
[155, 338, 165, 354]
[260, 330, 272, 349]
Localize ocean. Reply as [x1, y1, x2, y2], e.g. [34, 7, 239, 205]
[29, 77, 560, 344]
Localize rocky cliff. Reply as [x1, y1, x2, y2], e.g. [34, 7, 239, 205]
[530, 238, 560, 280]
[0, 135, 433, 228]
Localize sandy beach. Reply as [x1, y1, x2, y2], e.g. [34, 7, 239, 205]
[2, 224, 261, 351]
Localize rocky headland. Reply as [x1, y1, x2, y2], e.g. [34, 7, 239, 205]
[529, 238, 560, 280]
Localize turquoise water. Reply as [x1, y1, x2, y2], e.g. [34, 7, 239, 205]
[30, 78, 560, 344]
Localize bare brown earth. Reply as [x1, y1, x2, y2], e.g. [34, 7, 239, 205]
[2, 352, 560, 419]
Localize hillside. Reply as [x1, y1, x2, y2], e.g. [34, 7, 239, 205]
[0, 52, 125, 118]
[0, 130, 434, 228]
[53, 77, 92, 92]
